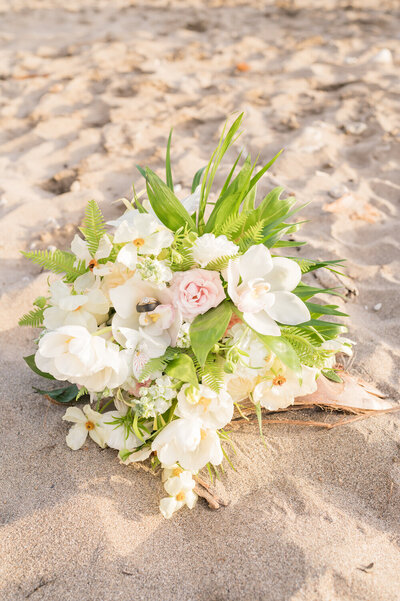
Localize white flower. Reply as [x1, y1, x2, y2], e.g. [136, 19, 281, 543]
[101, 407, 142, 451]
[151, 417, 223, 472]
[62, 404, 107, 450]
[252, 363, 318, 411]
[119, 446, 152, 465]
[108, 210, 173, 258]
[228, 323, 273, 369]
[35, 325, 129, 392]
[321, 337, 354, 368]
[159, 469, 198, 519]
[181, 185, 201, 214]
[191, 233, 238, 268]
[71, 234, 113, 275]
[226, 245, 310, 336]
[176, 322, 191, 348]
[43, 280, 109, 332]
[136, 257, 173, 288]
[176, 383, 234, 429]
[135, 376, 177, 418]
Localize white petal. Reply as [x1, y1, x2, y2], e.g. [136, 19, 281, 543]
[159, 497, 180, 519]
[267, 291, 311, 325]
[59, 294, 88, 312]
[140, 230, 174, 255]
[117, 243, 138, 270]
[43, 306, 67, 330]
[89, 427, 107, 448]
[95, 234, 113, 260]
[164, 476, 183, 497]
[62, 406, 86, 424]
[243, 310, 281, 336]
[118, 326, 141, 350]
[74, 271, 96, 293]
[239, 245, 273, 283]
[66, 424, 88, 450]
[185, 490, 198, 509]
[226, 258, 241, 305]
[181, 185, 201, 214]
[71, 235, 91, 264]
[267, 257, 302, 292]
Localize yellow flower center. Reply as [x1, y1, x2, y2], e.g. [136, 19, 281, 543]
[199, 396, 212, 411]
[88, 259, 98, 271]
[200, 429, 207, 440]
[273, 375, 286, 386]
[172, 467, 183, 477]
[176, 492, 186, 502]
[85, 420, 95, 430]
[74, 306, 82, 312]
[149, 312, 160, 323]
[133, 238, 145, 247]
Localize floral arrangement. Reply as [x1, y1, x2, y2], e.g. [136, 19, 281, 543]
[20, 114, 355, 518]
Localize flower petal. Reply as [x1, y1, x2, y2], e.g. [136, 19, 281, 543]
[159, 496, 180, 519]
[62, 406, 86, 424]
[267, 257, 302, 292]
[243, 310, 281, 336]
[66, 423, 88, 450]
[95, 234, 113, 260]
[239, 245, 273, 283]
[117, 243, 138, 270]
[71, 235, 91, 264]
[267, 291, 311, 325]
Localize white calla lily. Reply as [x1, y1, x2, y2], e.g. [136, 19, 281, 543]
[227, 245, 310, 336]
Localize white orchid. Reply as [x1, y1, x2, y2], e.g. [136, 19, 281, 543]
[226, 245, 310, 336]
[252, 362, 318, 411]
[71, 233, 113, 275]
[43, 280, 109, 332]
[159, 468, 198, 519]
[151, 417, 223, 472]
[176, 383, 234, 429]
[191, 233, 238, 268]
[35, 325, 129, 392]
[108, 211, 173, 264]
[62, 404, 107, 450]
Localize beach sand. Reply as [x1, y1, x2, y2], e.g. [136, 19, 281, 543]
[0, 1, 399, 599]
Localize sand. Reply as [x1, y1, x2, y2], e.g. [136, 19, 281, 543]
[1, 0, 400, 599]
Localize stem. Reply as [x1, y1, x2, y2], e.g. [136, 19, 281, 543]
[99, 398, 115, 413]
[93, 326, 112, 336]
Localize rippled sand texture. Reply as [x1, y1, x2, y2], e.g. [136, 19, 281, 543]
[0, 1, 399, 600]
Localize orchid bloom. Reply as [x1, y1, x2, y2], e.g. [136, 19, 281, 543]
[227, 245, 310, 336]
[62, 404, 107, 450]
[71, 233, 113, 275]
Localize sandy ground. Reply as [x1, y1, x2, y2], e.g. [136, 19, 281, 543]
[1, 1, 400, 599]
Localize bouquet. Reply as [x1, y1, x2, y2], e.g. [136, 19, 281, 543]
[21, 114, 357, 518]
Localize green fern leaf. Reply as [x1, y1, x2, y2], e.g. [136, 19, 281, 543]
[281, 326, 332, 368]
[205, 254, 238, 271]
[216, 211, 248, 239]
[79, 200, 106, 255]
[200, 355, 225, 392]
[18, 307, 45, 327]
[22, 249, 86, 282]
[138, 348, 179, 382]
[238, 221, 265, 252]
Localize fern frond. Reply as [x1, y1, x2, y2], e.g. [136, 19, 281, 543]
[216, 211, 248, 239]
[238, 221, 265, 252]
[138, 348, 178, 382]
[205, 254, 238, 271]
[22, 249, 86, 282]
[79, 200, 106, 254]
[200, 355, 225, 392]
[170, 247, 195, 271]
[18, 307, 45, 327]
[281, 326, 332, 368]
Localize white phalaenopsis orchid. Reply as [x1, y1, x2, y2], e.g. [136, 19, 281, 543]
[191, 233, 239, 268]
[35, 325, 129, 392]
[176, 383, 234, 429]
[151, 417, 223, 472]
[71, 233, 113, 275]
[227, 245, 310, 336]
[62, 404, 107, 450]
[159, 468, 198, 519]
[43, 280, 109, 332]
[108, 211, 173, 263]
[252, 362, 318, 411]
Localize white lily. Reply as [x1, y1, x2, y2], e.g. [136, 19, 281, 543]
[71, 233, 113, 275]
[226, 245, 310, 336]
[35, 325, 129, 392]
[43, 280, 109, 332]
[159, 469, 198, 519]
[62, 404, 107, 450]
[151, 417, 223, 472]
[108, 210, 173, 258]
[176, 383, 234, 429]
[252, 362, 318, 411]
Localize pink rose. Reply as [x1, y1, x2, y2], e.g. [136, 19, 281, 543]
[169, 269, 225, 322]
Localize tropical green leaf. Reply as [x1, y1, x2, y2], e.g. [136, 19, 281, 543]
[19, 307, 45, 328]
[294, 284, 343, 301]
[217, 211, 248, 240]
[305, 302, 348, 317]
[190, 301, 232, 367]
[23, 354, 55, 380]
[248, 149, 283, 192]
[21, 249, 86, 283]
[166, 128, 174, 191]
[33, 384, 81, 403]
[79, 200, 106, 255]
[256, 333, 302, 377]
[165, 354, 198, 387]
[145, 168, 197, 232]
[321, 369, 343, 383]
[281, 327, 332, 368]
[191, 166, 206, 193]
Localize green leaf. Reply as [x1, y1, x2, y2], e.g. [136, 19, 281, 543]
[256, 333, 302, 377]
[248, 149, 283, 192]
[305, 302, 348, 317]
[165, 354, 198, 387]
[254, 401, 267, 447]
[190, 301, 232, 367]
[145, 168, 197, 232]
[322, 369, 343, 383]
[21, 249, 86, 283]
[166, 128, 174, 191]
[19, 307, 45, 328]
[79, 200, 106, 255]
[191, 166, 206, 193]
[294, 284, 343, 301]
[242, 181, 257, 213]
[33, 384, 81, 403]
[23, 354, 55, 380]
[138, 347, 179, 382]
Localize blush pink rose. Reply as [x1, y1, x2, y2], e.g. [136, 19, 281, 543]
[169, 269, 225, 322]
